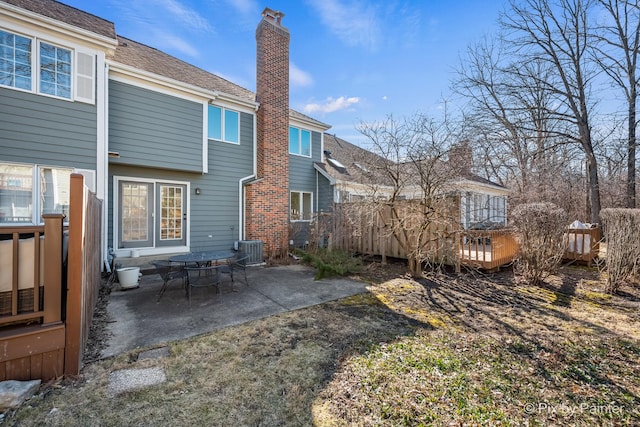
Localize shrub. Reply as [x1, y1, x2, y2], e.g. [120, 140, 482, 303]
[601, 208, 640, 293]
[297, 248, 363, 280]
[511, 202, 568, 286]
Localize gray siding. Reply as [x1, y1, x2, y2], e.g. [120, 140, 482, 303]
[316, 172, 333, 213]
[107, 111, 254, 251]
[288, 131, 321, 247]
[289, 130, 321, 194]
[0, 87, 97, 169]
[108, 81, 202, 172]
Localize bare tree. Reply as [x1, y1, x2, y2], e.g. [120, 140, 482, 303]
[502, 0, 602, 223]
[454, 36, 579, 211]
[354, 113, 462, 277]
[593, 0, 640, 208]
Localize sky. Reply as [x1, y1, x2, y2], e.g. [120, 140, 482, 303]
[61, 0, 509, 145]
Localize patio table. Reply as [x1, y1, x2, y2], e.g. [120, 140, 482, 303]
[169, 250, 235, 266]
[170, 251, 235, 304]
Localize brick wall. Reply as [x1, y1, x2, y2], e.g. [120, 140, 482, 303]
[245, 9, 290, 259]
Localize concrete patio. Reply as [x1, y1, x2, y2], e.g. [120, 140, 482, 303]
[102, 264, 369, 358]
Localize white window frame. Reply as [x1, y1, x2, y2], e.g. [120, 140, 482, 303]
[0, 162, 89, 224]
[0, 27, 96, 104]
[207, 104, 240, 144]
[112, 176, 191, 257]
[290, 191, 313, 222]
[289, 126, 312, 157]
[37, 39, 72, 99]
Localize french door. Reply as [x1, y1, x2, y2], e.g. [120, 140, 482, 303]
[118, 180, 187, 249]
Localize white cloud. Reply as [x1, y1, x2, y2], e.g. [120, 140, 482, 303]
[158, 0, 212, 31]
[303, 96, 360, 114]
[112, 0, 216, 59]
[223, 0, 259, 15]
[307, 0, 380, 50]
[151, 31, 200, 57]
[290, 63, 314, 87]
[382, 95, 388, 101]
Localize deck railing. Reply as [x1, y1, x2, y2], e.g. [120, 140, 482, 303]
[0, 174, 102, 381]
[0, 215, 64, 326]
[458, 228, 519, 270]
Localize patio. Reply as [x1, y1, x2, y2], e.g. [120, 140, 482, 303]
[101, 263, 369, 358]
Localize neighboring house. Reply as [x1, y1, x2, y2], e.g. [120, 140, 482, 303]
[315, 134, 510, 229]
[0, 0, 333, 263]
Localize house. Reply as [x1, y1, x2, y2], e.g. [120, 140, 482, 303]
[315, 134, 510, 229]
[0, 0, 335, 264]
[0, 0, 510, 269]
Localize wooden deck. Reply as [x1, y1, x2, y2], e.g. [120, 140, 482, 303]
[0, 174, 102, 381]
[458, 229, 519, 270]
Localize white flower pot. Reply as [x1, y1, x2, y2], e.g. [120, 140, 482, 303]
[117, 267, 140, 289]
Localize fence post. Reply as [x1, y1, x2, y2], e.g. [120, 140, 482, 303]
[65, 174, 85, 375]
[42, 214, 64, 324]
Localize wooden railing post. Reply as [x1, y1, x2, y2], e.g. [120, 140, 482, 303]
[65, 174, 85, 375]
[42, 214, 64, 324]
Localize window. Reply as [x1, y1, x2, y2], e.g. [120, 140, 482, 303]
[0, 30, 31, 90]
[462, 192, 507, 228]
[0, 29, 93, 102]
[289, 126, 311, 156]
[39, 42, 71, 98]
[0, 163, 73, 223]
[208, 105, 239, 143]
[290, 191, 312, 221]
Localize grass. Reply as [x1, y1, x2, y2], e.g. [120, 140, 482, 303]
[6, 263, 640, 426]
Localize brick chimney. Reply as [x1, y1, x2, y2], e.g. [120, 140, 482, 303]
[245, 8, 290, 259]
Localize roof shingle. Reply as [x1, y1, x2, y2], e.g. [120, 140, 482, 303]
[111, 36, 255, 102]
[2, 0, 116, 39]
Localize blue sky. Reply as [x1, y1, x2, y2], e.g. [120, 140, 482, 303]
[62, 0, 508, 144]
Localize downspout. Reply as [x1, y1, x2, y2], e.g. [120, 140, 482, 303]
[239, 174, 254, 241]
[238, 105, 259, 240]
[98, 59, 109, 270]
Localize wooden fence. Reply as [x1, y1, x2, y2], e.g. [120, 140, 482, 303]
[0, 174, 102, 380]
[329, 202, 519, 270]
[65, 174, 102, 375]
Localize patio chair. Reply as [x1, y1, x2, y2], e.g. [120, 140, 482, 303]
[152, 260, 188, 302]
[185, 265, 221, 305]
[218, 251, 251, 287]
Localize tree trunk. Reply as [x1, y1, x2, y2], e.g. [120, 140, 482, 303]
[627, 84, 637, 208]
[586, 150, 602, 224]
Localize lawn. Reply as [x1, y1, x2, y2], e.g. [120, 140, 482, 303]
[5, 262, 640, 426]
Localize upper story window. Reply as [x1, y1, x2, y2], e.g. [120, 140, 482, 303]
[289, 126, 311, 157]
[0, 29, 95, 103]
[208, 105, 239, 144]
[0, 31, 31, 90]
[39, 42, 71, 98]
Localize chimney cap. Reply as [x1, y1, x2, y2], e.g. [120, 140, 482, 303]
[262, 7, 285, 25]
